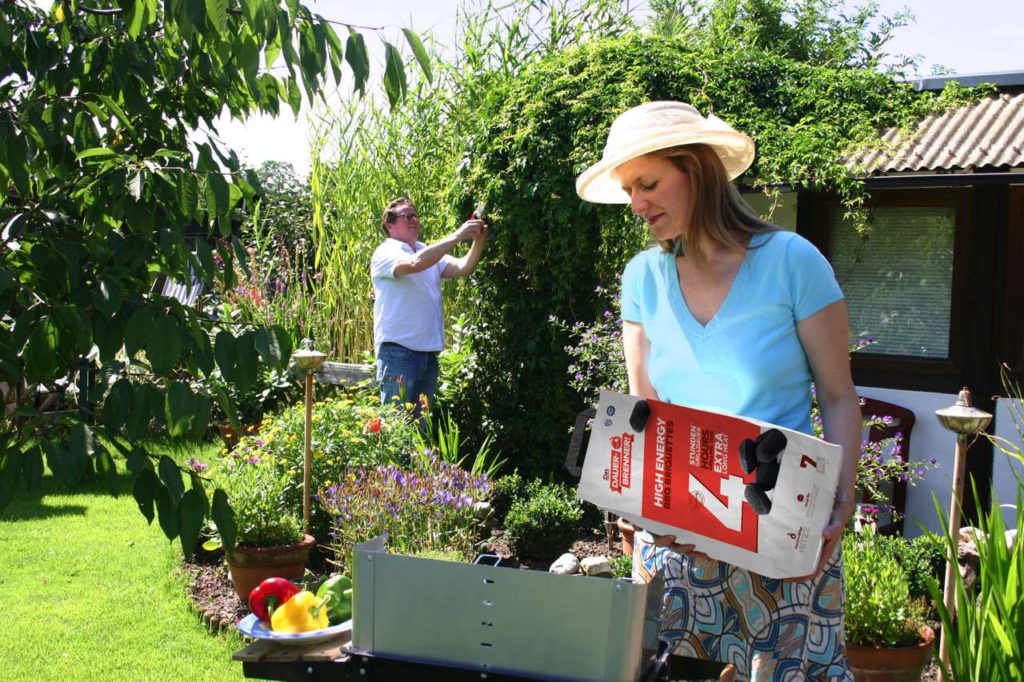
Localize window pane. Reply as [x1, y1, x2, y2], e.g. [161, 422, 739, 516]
[831, 206, 955, 358]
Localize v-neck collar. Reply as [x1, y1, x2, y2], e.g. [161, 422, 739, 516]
[663, 233, 765, 336]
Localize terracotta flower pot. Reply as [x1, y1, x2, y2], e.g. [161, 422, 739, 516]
[226, 534, 316, 602]
[845, 625, 935, 682]
[616, 517, 636, 558]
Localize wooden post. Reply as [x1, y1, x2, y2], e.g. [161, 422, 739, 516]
[938, 433, 969, 679]
[303, 370, 314, 535]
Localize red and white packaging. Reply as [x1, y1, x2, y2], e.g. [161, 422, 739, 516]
[577, 390, 842, 579]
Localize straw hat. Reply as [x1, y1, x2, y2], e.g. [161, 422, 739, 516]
[576, 101, 756, 204]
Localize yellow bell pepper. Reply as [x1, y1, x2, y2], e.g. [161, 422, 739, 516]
[270, 590, 330, 633]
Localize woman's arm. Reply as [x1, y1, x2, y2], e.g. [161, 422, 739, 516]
[622, 320, 659, 400]
[793, 298, 861, 579]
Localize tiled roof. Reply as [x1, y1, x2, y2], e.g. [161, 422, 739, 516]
[846, 93, 1024, 174]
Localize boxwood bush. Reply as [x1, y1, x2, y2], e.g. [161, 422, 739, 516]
[503, 481, 585, 563]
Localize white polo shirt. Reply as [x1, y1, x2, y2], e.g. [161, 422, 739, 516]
[370, 238, 453, 353]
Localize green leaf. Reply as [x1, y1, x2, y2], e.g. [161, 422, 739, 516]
[156, 484, 180, 541]
[216, 240, 235, 289]
[126, 446, 149, 476]
[179, 172, 200, 221]
[206, 172, 231, 237]
[231, 234, 251, 280]
[345, 30, 369, 95]
[211, 488, 237, 553]
[191, 324, 215, 377]
[214, 330, 237, 381]
[214, 385, 240, 433]
[21, 446, 43, 492]
[189, 394, 212, 441]
[146, 315, 182, 374]
[165, 381, 195, 439]
[189, 472, 210, 518]
[103, 378, 132, 430]
[75, 147, 121, 162]
[158, 454, 185, 503]
[144, 383, 166, 429]
[127, 0, 145, 38]
[97, 95, 137, 139]
[234, 330, 258, 393]
[178, 488, 205, 557]
[93, 311, 125, 363]
[272, 326, 293, 370]
[133, 467, 159, 525]
[124, 308, 153, 358]
[205, 0, 228, 34]
[94, 279, 123, 319]
[194, 238, 216, 285]
[22, 316, 58, 382]
[285, 77, 302, 117]
[0, 447, 20, 511]
[94, 445, 118, 495]
[402, 28, 432, 84]
[254, 327, 282, 367]
[382, 42, 407, 108]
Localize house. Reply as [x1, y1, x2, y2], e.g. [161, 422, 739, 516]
[744, 70, 1024, 535]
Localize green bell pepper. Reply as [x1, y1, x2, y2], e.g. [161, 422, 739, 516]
[315, 574, 353, 625]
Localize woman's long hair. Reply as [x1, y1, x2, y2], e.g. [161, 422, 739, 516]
[656, 144, 777, 263]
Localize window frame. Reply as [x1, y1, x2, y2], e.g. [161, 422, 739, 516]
[810, 188, 972, 388]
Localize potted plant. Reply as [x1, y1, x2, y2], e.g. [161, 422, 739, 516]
[842, 528, 935, 681]
[211, 450, 314, 601]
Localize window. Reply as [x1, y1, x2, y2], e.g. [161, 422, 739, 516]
[831, 206, 956, 358]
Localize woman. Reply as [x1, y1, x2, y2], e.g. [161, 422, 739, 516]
[576, 102, 861, 680]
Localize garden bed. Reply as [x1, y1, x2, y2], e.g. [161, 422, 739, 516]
[186, 526, 623, 630]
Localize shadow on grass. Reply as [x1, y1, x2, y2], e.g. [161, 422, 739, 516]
[0, 470, 136, 522]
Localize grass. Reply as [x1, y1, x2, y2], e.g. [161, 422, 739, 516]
[0, 439, 246, 682]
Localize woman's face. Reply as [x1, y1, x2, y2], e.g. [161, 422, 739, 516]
[613, 153, 692, 243]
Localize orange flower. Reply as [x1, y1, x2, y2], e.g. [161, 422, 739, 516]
[365, 417, 382, 434]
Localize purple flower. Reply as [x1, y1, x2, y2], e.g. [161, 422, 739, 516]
[187, 457, 209, 473]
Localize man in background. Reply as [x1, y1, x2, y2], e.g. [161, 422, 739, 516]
[370, 197, 486, 416]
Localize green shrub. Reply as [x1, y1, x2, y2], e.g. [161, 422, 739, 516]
[490, 471, 526, 526]
[901, 532, 947, 601]
[843, 529, 925, 647]
[210, 455, 303, 548]
[610, 554, 633, 579]
[503, 481, 585, 562]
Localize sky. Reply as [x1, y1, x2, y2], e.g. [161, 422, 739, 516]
[211, 0, 1024, 176]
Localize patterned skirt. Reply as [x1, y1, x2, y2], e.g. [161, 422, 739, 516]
[634, 532, 852, 681]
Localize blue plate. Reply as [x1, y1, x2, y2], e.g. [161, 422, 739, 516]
[237, 613, 353, 645]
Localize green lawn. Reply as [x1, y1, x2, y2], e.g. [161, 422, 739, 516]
[0, 441, 246, 682]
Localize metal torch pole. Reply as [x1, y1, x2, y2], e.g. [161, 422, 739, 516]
[303, 368, 314, 535]
[938, 433, 969, 678]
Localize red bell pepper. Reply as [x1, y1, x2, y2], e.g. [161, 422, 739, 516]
[249, 577, 301, 622]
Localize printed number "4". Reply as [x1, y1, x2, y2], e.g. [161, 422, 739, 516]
[688, 474, 745, 531]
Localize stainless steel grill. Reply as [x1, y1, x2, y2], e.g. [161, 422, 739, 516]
[348, 535, 665, 682]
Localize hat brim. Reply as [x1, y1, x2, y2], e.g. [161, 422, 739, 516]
[575, 129, 756, 204]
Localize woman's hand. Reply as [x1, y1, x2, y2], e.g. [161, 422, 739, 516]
[649, 532, 706, 559]
[786, 494, 854, 582]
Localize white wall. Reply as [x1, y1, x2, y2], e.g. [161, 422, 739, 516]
[855, 386, 962, 537]
[992, 397, 1024, 528]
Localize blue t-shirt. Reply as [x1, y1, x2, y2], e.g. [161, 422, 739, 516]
[620, 231, 843, 435]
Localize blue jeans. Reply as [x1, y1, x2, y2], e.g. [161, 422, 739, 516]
[376, 342, 439, 418]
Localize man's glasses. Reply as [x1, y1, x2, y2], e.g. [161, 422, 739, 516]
[393, 210, 418, 221]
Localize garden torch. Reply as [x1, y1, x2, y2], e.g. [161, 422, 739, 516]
[293, 340, 326, 535]
[934, 386, 992, 678]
